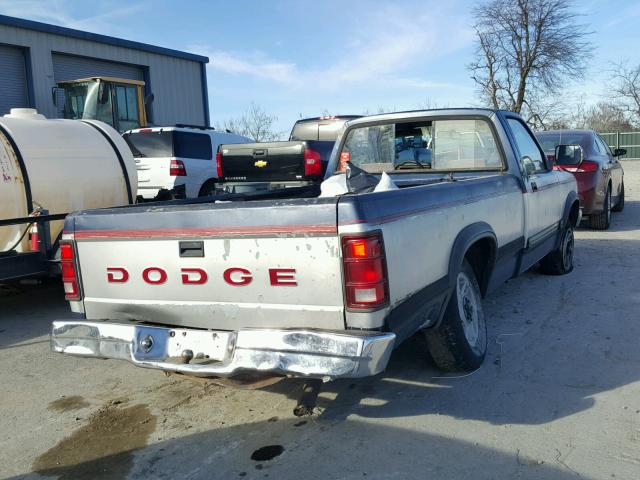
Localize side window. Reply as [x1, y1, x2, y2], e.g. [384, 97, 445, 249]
[506, 118, 547, 174]
[592, 135, 603, 154]
[173, 132, 213, 160]
[596, 135, 613, 156]
[95, 83, 115, 126]
[115, 85, 140, 132]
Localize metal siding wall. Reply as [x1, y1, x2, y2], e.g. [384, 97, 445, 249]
[0, 24, 207, 125]
[0, 44, 28, 114]
[148, 56, 205, 126]
[601, 131, 640, 160]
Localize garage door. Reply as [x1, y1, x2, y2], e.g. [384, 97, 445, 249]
[0, 45, 28, 115]
[52, 53, 144, 83]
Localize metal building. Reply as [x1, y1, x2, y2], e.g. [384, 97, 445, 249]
[0, 14, 210, 126]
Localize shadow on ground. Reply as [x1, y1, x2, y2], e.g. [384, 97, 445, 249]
[0, 280, 65, 348]
[19, 416, 589, 480]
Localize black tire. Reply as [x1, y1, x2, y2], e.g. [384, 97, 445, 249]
[198, 180, 218, 197]
[539, 224, 574, 275]
[423, 260, 487, 372]
[612, 181, 625, 212]
[589, 185, 611, 230]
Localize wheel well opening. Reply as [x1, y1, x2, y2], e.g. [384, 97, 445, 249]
[464, 237, 496, 297]
[198, 179, 218, 196]
[569, 200, 580, 228]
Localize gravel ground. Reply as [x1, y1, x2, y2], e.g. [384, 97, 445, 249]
[1, 163, 640, 480]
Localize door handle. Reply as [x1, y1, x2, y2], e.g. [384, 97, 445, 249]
[179, 241, 204, 257]
[531, 181, 538, 192]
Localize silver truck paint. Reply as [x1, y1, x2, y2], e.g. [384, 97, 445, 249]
[52, 109, 578, 380]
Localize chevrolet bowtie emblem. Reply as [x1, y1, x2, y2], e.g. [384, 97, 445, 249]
[254, 160, 268, 168]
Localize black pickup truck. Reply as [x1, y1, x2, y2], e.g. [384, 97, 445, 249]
[216, 115, 360, 194]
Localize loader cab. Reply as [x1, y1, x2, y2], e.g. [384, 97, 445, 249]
[55, 77, 149, 132]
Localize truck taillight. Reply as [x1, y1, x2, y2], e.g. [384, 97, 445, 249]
[170, 158, 187, 176]
[304, 148, 322, 177]
[342, 232, 388, 310]
[216, 151, 223, 177]
[60, 242, 81, 301]
[573, 160, 599, 173]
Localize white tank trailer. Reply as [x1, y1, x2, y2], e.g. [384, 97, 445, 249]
[0, 108, 136, 280]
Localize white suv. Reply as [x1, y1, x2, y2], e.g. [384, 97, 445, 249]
[124, 125, 250, 200]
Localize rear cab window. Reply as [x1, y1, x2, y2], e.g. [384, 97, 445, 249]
[337, 118, 503, 173]
[290, 116, 360, 142]
[123, 130, 212, 160]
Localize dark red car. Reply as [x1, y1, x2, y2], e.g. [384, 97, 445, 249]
[535, 130, 625, 230]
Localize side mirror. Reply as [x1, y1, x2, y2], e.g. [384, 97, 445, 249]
[613, 148, 627, 157]
[555, 144, 583, 166]
[521, 156, 536, 176]
[144, 93, 155, 109]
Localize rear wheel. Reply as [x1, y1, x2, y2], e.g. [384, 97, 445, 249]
[539, 224, 574, 275]
[423, 260, 487, 372]
[198, 180, 218, 197]
[612, 181, 625, 212]
[589, 186, 611, 230]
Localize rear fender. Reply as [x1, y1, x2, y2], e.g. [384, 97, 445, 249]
[447, 222, 498, 294]
[427, 223, 498, 330]
[561, 191, 579, 228]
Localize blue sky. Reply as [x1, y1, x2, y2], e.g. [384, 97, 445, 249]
[2, 0, 640, 132]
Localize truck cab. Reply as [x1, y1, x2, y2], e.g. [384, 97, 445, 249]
[55, 76, 148, 133]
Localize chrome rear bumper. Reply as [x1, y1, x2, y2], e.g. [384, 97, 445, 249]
[51, 321, 395, 380]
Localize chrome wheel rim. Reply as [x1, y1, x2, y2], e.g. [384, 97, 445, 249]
[562, 227, 574, 271]
[456, 272, 480, 346]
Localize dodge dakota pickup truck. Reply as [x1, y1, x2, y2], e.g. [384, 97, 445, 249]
[52, 109, 579, 383]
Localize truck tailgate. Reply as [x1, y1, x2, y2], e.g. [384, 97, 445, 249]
[70, 198, 345, 330]
[220, 141, 306, 182]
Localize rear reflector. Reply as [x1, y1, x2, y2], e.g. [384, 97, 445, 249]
[29, 223, 40, 252]
[304, 148, 322, 177]
[216, 150, 223, 177]
[170, 158, 187, 176]
[60, 242, 81, 301]
[342, 232, 388, 310]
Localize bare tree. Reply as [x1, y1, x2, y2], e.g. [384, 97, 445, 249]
[609, 61, 640, 125]
[579, 102, 633, 132]
[218, 102, 283, 141]
[361, 106, 398, 116]
[416, 98, 450, 110]
[468, 0, 591, 123]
